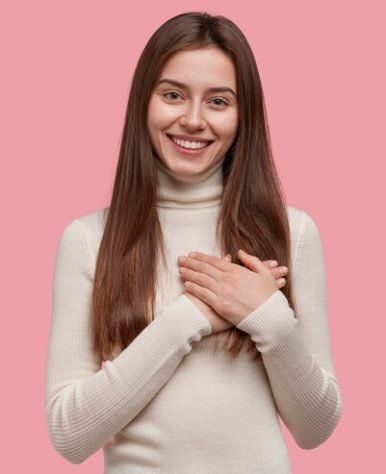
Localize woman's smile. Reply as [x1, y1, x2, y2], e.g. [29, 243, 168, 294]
[166, 133, 214, 156]
[146, 46, 239, 176]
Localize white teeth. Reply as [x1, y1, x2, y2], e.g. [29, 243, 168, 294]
[171, 135, 209, 149]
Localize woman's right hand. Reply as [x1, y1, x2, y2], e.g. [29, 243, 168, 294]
[182, 255, 288, 334]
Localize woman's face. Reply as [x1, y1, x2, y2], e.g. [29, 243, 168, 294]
[147, 46, 238, 177]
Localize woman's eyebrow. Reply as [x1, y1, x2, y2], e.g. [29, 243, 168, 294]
[156, 78, 237, 98]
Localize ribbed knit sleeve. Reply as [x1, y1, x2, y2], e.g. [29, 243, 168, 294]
[236, 210, 342, 449]
[45, 219, 212, 464]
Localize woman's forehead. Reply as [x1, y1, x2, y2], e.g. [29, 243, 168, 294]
[158, 48, 237, 91]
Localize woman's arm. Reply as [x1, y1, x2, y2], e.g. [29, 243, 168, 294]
[236, 210, 343, 449]
[45, 219, 212, 464]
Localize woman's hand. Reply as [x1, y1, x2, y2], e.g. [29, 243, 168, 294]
[183, 255, 234, 334]
[179, 250, 289, 327]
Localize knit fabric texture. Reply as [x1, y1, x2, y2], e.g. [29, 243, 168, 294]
[45, 156, 342, 473]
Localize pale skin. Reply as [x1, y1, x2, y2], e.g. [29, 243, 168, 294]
[178, 250, 289, 333]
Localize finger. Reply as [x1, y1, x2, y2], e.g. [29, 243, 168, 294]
[242, 255, 287, 278]
[179, 266, 218, 292]
[264, 260, 278, 269]
[276, 277, 286, 288]
[271, 266, 289, 279]
[237, 249, 268, 274]
[223, 254, 232, 262]
[186, 252, 230, 272]
[184, 281, 217, 306]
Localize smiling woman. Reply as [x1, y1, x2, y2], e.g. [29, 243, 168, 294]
[45, 10, 342, 474]
[147, 47, 239, 176]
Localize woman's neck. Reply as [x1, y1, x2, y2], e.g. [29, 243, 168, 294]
[155, 157, 225, 209]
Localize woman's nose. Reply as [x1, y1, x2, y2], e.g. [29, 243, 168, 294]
[179, 104, 206, 130]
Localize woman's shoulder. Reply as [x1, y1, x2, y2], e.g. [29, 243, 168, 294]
[74, 207, 108, 232]
[286, 205, 320, 236]
[59, 207, 108, 257]
[285, 205, 324, 267]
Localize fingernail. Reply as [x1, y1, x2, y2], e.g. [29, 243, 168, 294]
[270, 261, 278, 267]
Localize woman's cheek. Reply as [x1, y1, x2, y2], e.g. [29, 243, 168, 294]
[214, 112, 238, 138]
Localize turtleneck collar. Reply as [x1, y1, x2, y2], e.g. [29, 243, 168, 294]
[155, 157, 224, 209]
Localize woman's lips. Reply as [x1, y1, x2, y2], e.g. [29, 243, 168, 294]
[166, 134, 214, 155]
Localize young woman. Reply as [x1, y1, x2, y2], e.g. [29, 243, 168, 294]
[45, 11, 342, 473]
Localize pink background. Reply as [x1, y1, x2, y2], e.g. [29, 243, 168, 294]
[2, 0, 385, 472]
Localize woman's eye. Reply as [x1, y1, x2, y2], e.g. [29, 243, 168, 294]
[162, 92, 228, 108]
[211, 98, 228, 107]
[163, 92, 181, 101]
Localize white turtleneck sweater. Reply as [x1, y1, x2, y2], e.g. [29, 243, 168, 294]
[45, 156, 342, 473]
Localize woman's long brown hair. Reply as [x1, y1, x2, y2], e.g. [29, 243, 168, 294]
[92, 11, 295, 362]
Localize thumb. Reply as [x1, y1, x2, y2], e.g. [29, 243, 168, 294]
[238, 249, 266, 273]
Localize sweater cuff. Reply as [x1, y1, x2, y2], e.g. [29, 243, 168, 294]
[161, 294, 213, 340]
[235, 290, 297, 350]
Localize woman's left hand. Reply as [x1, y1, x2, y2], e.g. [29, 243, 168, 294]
[178, 249, 280, 325]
